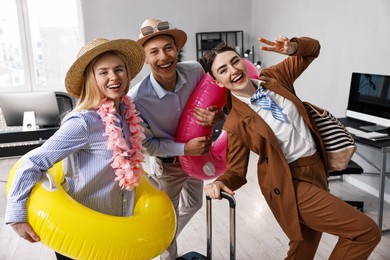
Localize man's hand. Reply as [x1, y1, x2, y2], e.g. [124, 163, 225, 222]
[184, 136, 212, 155]
[193, 106, 224, 127]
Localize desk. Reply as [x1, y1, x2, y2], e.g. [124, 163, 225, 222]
[0, 128, 58, 158]
[340, 117, 390, 233]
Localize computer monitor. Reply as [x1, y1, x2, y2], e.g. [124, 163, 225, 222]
[0, 91, 60, 128]
[346, 72, 390, 131]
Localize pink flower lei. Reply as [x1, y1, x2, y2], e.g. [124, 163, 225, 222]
[97, 96, 145, 191]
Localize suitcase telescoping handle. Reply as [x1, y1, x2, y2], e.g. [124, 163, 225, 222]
[206, 191, 236, 260]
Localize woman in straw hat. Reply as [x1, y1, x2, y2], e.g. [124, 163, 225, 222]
[5, 38, 145, 259]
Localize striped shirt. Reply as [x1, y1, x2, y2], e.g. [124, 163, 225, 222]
[5, 102, 135, 224]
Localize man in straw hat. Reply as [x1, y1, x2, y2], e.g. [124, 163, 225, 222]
[6, 38, 146, 260]
[129, 19, 224, 259]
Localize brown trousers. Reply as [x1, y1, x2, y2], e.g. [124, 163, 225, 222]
[286, 153, 381, 260]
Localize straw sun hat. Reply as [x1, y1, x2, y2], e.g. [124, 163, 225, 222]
[65, 38, 145, 98]
[137, 19, 187, 49]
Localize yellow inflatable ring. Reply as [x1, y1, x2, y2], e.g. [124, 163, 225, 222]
[6, 158, 176, 260]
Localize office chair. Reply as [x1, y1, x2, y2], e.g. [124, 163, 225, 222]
[55, 91, 76, 124]
[328, 160, 364, 212]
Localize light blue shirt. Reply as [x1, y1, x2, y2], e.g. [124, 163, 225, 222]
[5, 102, 136, 223]
[128, 61, 205, 157]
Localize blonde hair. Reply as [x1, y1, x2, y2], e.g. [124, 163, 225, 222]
[72, 51, 132, 113]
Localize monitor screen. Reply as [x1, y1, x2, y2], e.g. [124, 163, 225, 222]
[0, 91, 60, 127]
[346, 72, 390, 129]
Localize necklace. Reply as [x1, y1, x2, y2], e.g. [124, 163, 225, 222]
[97, 96, 145, 191]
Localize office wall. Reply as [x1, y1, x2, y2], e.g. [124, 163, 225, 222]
[81, 0, 252, 84]
[82, 0, 390, 117]
[251, 0, 390, 117]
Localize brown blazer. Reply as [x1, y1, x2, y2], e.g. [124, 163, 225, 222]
[216, 37, 328, 241]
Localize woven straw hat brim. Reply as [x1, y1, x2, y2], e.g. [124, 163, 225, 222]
[65, 39, 145, 98]
[137, 29, 187, 49]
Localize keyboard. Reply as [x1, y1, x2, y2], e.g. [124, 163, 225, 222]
[0, 140, 44, 148]
[358, 132, 390, 141]
[345, 127, 365, 136]
[346, 126, 390, 141]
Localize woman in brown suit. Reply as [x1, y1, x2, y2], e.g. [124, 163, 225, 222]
[203, 36, 381, 259]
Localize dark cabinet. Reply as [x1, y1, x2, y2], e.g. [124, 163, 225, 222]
[196, 31, 244, 68]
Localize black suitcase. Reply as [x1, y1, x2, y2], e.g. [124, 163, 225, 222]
[176, 191, 236, 260]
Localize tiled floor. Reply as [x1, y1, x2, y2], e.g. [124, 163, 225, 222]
[1, 154, 389, 260]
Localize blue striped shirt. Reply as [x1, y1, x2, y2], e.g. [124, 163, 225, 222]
[5, 102, 136, 224]
[128, 61, 205, 157]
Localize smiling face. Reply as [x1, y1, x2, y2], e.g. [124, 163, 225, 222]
[211, 50, 253, 97]
[93, 53, 129, 108]
[143, 35, 179, 90]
